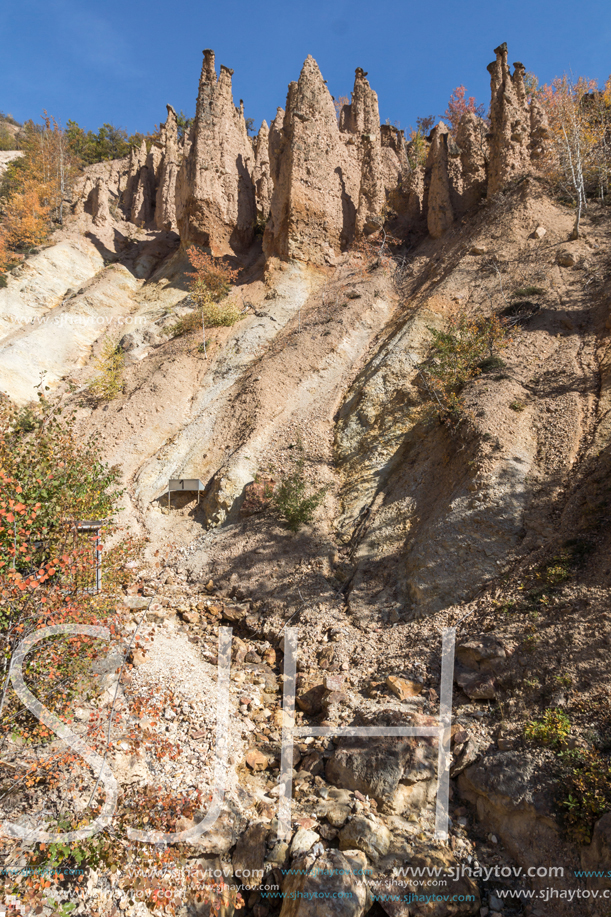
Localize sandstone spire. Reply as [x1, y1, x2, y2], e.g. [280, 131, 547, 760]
[529, 95, 550, 163]
[264, 56, 350, 264]
[175, 49, 256, 253]
[456, 111, 487, 211]
[344, 68, 386, 237]
[155, 105, 180, 232]
[252, 120, 271, 220]
[122, 139, 148, 213]
[426, 121, 454, 238]
[91, 176, 111, 226]
[130, 148, 155, 227]
[487, 43, 531, 196]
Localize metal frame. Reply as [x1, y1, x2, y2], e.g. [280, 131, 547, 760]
[75, 520, 103, 594]
[165, 478, 205, 509]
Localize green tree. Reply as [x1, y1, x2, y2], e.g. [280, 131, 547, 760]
[175, 110, 194, 142]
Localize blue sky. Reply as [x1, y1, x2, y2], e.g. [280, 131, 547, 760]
[2, 0, 611, 136]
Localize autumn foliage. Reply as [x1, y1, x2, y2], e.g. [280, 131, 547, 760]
[0, 114, 80, 275]
[444, 85, 486, 135]
[170, 247, 241, 346]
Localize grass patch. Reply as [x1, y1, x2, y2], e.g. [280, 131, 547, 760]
[168, 299, 242, 339]
[509, 399, 526, 412]
[525, 538, 594, 607]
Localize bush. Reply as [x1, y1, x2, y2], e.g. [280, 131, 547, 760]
[417, 312, 511, 427]
[0, 124, 18, 151]
[0, 400, 122, 572]
[272, 445, 327, 532]
[168, 247, 241, 343]
[88, 337, 124, 402]
[525, 709, 571, 748]
[169, 299, 242, 338]
[559, 748, 611, 844]
[478, 355, 507, 373]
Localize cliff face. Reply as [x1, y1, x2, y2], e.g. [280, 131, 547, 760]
[175, 49, 256, 253]
[71, 42, 551, 256]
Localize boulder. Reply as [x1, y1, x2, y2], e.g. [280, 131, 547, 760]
[326, 711, 438, 814]
[455, 637, 507, 673]
[557, 249, 577, 267]
[458, 750, 561, 867]
[367, 848, 480, 916]
[232, 821, 268, 889]
[279, 848, 370, 917]
[289, 827, 319, 859]
[386, 675, 423, 700]
[339, 815, 390, 862]
[581, 813, 611, 892]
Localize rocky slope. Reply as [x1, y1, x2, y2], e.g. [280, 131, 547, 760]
[1, 42, 611, 917]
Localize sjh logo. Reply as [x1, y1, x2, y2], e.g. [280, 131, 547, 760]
[2, 624, 456, 845]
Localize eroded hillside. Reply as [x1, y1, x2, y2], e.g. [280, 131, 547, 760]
[2, 40, 611, 917]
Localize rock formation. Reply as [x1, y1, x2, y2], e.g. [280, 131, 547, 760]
[130, 160, 155, 226]
[91, 176, 111, 226]
[456, 111, 487, 211]
[529, 95, 551, 163]
[122, 139, 148, 214]
[380, 125, 411, 206]
[487, 42, 532, 197]
[155, 105, 180, 232]
[263, 56, 354, 264]
[426, 122, 454, 238]
[69, 42, 551, 252]
[264, 61, 390, 264]
[347, 68, 386, 237]
[175, 49, 256, 253]
[252, 120, 271, 220]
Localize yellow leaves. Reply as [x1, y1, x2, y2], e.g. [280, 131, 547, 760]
[534, 73, 611, 199]
[1, 185, 50, 250]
